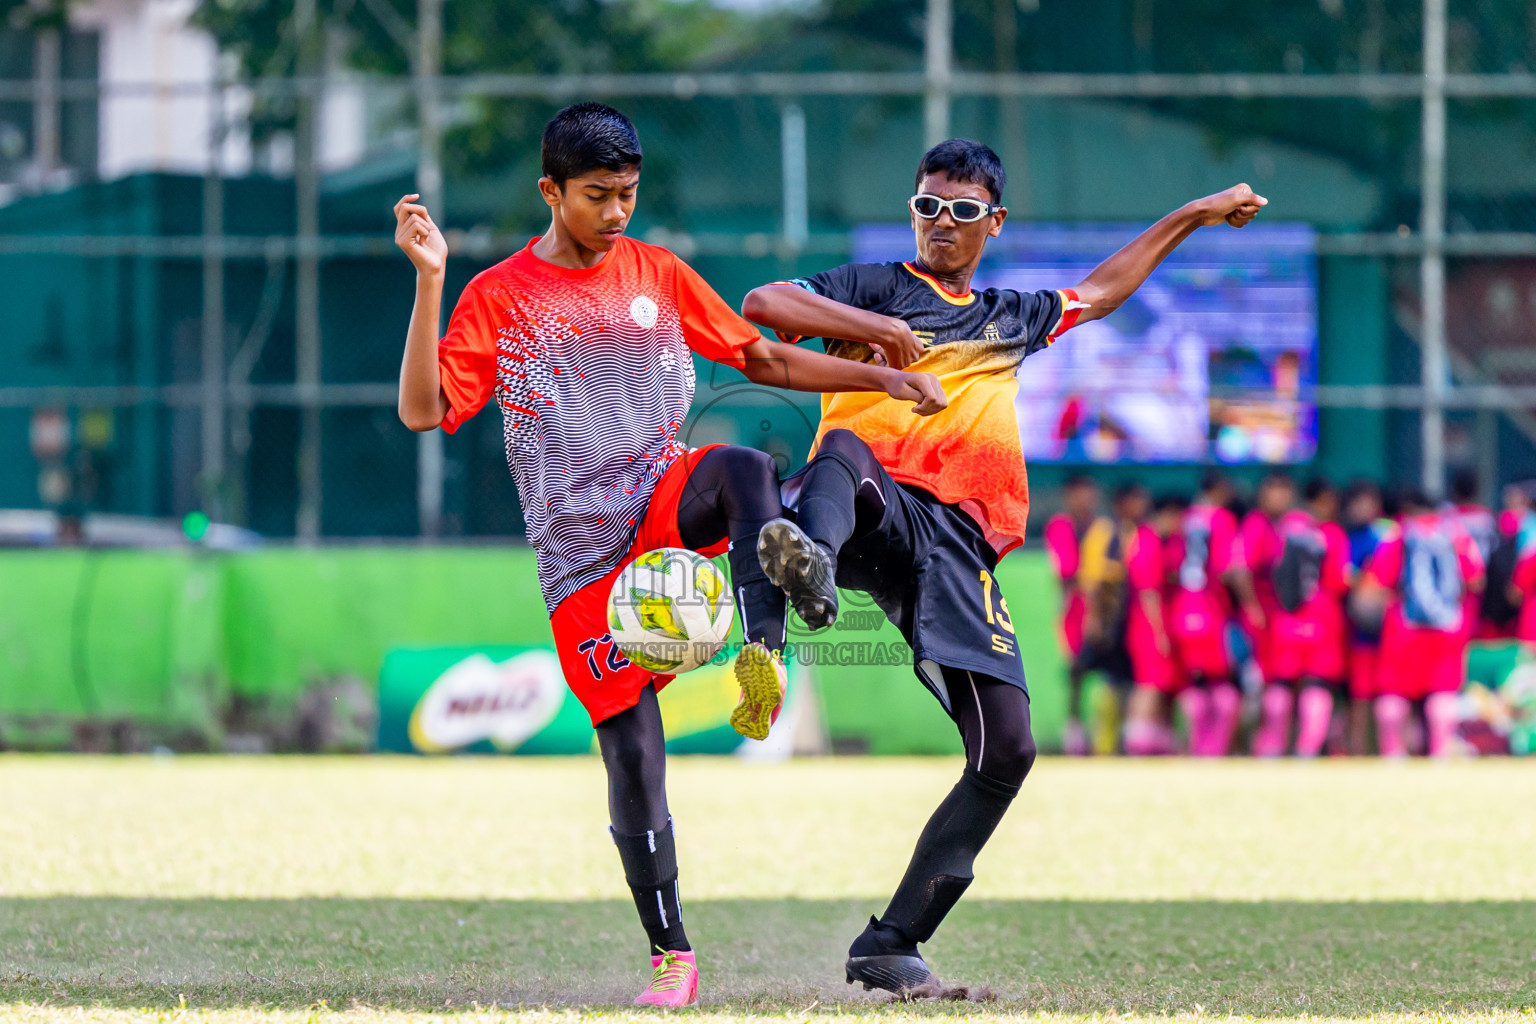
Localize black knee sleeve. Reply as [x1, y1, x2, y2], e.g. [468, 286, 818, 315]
[986, 731, 1037, 789]
[612, 818, 690, 954]
[877, 764, 1021, 945]
[797, 450, 862, 553]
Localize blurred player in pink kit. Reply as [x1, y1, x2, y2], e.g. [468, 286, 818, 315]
[1044, 475, 1102, 756]
[1361, 489, 1484, 758]
[1121, 494, 1191, 754]
[1166, 471, 1242, 756]
[1444, 470, 1499, 641]
[1259, 479, 1350, 757]
[1504, 484, 1536, 644]
[1341, 481, 1390, 754]
[1118, 485, 1178, 755]
[1236, 473, 1300, 757]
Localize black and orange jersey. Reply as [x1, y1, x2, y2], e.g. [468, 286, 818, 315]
[783, 261, 1085, 556]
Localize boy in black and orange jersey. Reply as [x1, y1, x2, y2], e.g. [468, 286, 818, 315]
[743, 138, 1265, 993]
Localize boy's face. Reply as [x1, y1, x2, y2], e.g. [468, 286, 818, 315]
[1259, 479, 1295, 517]
[1064, 483, 1099, 519]
[910, 173, 1005, 276]
[1310, 489, 1339, 521]
[1154, 506, 1182, 537]
[1346, 490, 1381, 525]
[539, 166, 640, 252]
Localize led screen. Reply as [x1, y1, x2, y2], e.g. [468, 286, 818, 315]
[852, 222, 1318, 464]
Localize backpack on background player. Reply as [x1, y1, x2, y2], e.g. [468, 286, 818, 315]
[1400, 520, 1466, 632]
[1274, 517, 1327, 614]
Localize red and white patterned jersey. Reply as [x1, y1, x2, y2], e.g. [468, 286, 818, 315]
[436, 236, 759, 612]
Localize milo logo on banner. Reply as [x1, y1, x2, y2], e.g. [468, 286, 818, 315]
[378, 647, 595, 754]
[377, 645, 785, 756]
[409, 650, 564, 752]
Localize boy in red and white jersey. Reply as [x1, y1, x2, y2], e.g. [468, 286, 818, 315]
[393, 103, 944, 1005]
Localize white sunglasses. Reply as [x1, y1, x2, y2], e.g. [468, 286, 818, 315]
[909, 193, 1000, 223]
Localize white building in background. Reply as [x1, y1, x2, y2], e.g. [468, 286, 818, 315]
[62, 0, 368, 181]
[71, 0, 251, 178]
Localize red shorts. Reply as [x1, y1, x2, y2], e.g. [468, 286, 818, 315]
[1377, 612, 1466, 701]
[1269, 606, 1347, 684]
[549, 445, 729, 725]
[1168, 590, 1231, 679]
[1348, 643, 1379, 701]
[1130, 639, 1183, 693]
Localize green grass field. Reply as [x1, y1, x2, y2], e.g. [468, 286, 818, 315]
[2, 756, 1534, 1023]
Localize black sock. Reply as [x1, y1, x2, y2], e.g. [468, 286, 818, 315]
[611, 819, 690, 954]
[728, 534, 788, 654]
[796, 451, 861, 558]
[853, 764, 1021, 954]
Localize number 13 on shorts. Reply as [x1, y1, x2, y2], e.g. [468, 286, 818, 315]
[980, 569, 1017, 654]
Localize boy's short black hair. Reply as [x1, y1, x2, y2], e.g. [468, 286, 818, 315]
[1303, 476, 1334, 503]
[541, 102, 643, 187]
[1063, 473, 1098, 491]
[1154, 493, 1191, 514]
[1261, 469, 1295, 490]
[1112, 481, 1149, 505]
[915, 138, 1005, 205]
[1199, 469, 1227, 495]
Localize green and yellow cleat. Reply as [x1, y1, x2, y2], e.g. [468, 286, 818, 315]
[730, 641, 787, 741]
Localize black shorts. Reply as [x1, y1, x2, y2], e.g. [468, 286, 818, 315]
[816, 467, 1029, 713]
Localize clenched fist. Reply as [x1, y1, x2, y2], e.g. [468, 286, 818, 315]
[1196, 183, 1268, 228]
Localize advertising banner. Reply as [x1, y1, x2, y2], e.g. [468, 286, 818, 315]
[377, 645, 768, 755]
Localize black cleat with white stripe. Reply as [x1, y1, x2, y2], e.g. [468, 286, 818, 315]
[757, 518, 838, 631]
[845, 954, 939, 994]
[844, 916, 939, 995]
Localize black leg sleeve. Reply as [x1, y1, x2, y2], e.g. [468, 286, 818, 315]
[596, 685, 691, 954]
[796, 428, 889, 558]
[611, 819, 690, 955]
[865, 764, 1020, 948]
[856, 670, 1032, 954]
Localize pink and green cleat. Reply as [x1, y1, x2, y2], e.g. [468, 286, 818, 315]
[634, 949, 699, 1007]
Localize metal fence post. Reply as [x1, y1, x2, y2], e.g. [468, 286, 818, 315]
[200, 77, 226, 522]
[781, 103, 808, 249]
[1420, 0, 1448, 498]
[294, 0, 324, 541]
[924, 0, 952, 149]
[415, 0, 445, 539]
[994, 0, 1029, 214]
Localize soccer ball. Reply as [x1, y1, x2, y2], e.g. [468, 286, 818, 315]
[607, 547, 736, 675]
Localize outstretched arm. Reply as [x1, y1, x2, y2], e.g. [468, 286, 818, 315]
[394, 194, 451, 431]
[738, 337, 947, 415]
[1071, 183, 1267, 325]
[740, 287, 928, 369]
